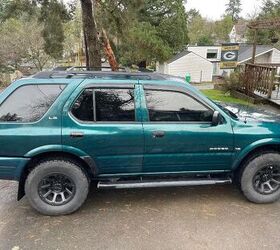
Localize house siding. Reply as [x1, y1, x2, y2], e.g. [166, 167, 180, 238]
[167, 53, 213, 82]
[272, 48, 280, 63]
[255, 52, 272, 63]
[187, 46, 221, 62]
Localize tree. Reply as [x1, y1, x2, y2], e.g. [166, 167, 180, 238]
[261, 0, 280, 17]
[0, 0, 37, 22]
[214, 15, 234, 42]
[186, 8, 201, 25]
[188, 15, 214, 45]
[97, 0, 188, 66]
[1, 0, 71, 60]
[38, 0, 72, 59]
[120, 22, 172, 65]
[246, 0, 280, 48]
[0, 0, 10, 22]
[225, 0, 242, 22]
[0, 18, 51, 71]
[80, 0, 101, 68]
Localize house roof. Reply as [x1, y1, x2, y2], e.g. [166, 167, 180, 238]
[234, 21, 248, 36]
[167, 50, 211, 64]
[167, 50, 192, 64]
[238, 44, 274, 62]
[166, 44, 277, 64]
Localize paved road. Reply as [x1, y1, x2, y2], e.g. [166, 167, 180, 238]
[1, 180, 280, 250]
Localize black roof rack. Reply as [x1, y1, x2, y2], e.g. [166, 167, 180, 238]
[32, 70, 170, 80]
[66, 66, 127, 72]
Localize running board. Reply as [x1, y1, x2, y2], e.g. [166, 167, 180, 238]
[97, 178, 232, 189]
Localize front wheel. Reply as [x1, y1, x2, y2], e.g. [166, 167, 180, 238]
[25, 159, 89, 215]
[240, 152, 280, 204]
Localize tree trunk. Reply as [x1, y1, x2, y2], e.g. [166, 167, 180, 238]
[138, 61, 147, 70]
[101, 28, 118, 71]
[80, 0, 101, 69]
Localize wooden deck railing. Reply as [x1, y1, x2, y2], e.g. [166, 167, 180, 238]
[240, 63, 277, 99]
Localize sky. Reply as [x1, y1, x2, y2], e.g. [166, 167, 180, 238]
[185, 0, 262, 20]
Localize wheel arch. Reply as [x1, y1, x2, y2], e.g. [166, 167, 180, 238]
[233, 141, 280, 173]
[18, 149, 97, 200]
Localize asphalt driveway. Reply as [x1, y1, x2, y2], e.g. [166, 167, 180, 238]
[1, 180, 280, 250]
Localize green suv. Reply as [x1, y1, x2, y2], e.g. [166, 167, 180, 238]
[1, 70, 280, 215]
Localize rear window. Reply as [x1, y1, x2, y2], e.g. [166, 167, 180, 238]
[0, 84, 65, 122]
[95, 89, 135, 122]
[71, 88, 135, 122]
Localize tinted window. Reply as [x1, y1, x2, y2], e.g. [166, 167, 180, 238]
[71, 89, 93, 121]
[95, 89, 135, 122]
[145, 90, 213, 122]
[0, 84, 65, 122]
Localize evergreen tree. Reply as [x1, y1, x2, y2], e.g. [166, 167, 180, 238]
[97, 0, 188, 66]
[39, 0, 70, 59]
[225, 0, 242, 22]
[1, 0, 71, 60]
[246, 0, 280, 48]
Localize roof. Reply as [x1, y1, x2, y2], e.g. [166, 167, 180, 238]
[167, 50, 211, 64]
[238, 44, 274, 62]
[233, 21, 248, 36]
[167, 50, 191, 64]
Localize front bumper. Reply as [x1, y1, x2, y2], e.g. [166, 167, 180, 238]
[0, 157, 30, 180]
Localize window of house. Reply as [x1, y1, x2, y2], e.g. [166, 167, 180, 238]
[206, 49, 218, 59]
[145, 90, 213, 122]
[0, 84, 65, 122]
[71, 88, 135, 122]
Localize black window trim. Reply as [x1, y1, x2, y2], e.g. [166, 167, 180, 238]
[70, 85, 139, 124]
[0, 83, 66, 124]
[143, 87, 215, 124]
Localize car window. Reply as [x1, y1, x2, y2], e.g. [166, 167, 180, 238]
[0, 84, 65, 122]
[71, 88, 135, 122]
[95, 88, 135, 122]
[71, 89, 93, 122]
[145, 90, 213, 122]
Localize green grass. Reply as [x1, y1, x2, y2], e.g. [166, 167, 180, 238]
[201, 89, 252, 106]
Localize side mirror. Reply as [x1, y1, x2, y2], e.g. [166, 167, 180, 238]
[212, 111, 220, 126]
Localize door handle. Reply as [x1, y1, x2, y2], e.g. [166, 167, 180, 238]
[70, 132, 84, 138]
[152, 131, 165, 138]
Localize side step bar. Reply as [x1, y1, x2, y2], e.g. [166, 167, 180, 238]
[97, 178, 232, 189]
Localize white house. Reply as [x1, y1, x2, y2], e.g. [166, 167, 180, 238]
[229, 21, 248, 43]
[156, 51, 213, 82]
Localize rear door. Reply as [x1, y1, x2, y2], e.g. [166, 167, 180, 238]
[62, 81, 144, 175]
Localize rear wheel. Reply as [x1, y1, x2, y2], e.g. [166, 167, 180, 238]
[240, 152, 280, 203]
[25, 159, 89, 215]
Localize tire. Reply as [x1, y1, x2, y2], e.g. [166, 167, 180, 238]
[240, 152, 280, 204]
[25, 159, 89, 215]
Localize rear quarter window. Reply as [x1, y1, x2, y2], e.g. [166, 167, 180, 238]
[0, 84, 65, 122]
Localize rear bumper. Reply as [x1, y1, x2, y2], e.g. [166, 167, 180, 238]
[0, 157, 30, 180]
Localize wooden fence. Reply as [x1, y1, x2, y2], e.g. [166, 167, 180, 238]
[240, 63, 277, 99]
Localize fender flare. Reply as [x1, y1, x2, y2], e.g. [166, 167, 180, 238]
[232, 138, 280, 170]
[18, 145, 97, 200]
[24, 144, 97, 174]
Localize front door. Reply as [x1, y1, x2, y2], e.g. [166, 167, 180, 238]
[62, 82, 144, 175]
[140, 85, 234, 173]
